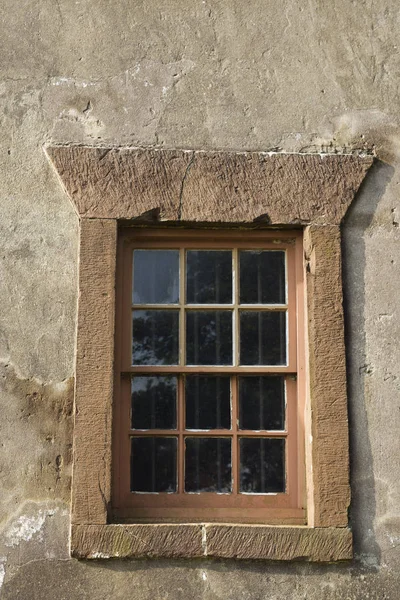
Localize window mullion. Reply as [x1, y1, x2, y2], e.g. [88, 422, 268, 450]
[178, 375, 185, 494]
[232, 375, 239, 495]
[232, 249, 239, 495]
[233, 248, 239, 367]
[179, 248, 185, 367]
[178, 248, 186, 494]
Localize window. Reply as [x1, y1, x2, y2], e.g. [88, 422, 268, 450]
[113, 229, 305, 524]
[46, 145, 373, 560]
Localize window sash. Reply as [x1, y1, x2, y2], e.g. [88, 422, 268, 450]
[113, 228, 305, 524]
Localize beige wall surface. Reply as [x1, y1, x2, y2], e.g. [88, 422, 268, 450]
[0, 1, 400, 597]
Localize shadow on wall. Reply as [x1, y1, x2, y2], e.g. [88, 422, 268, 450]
[342, 159, 394, 569]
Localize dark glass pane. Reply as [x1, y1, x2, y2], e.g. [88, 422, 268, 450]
[131, 437, 177, 492]
[239, 376, 285, 430]
[240, 438, 285, 493]
[185, 376, 231, 430]
[240, 311, 286, 365]
[131, 376, 177, 430]
[132, 310, 179, 365]
[186, 311, 232, 365]
[186, 251, 232, 304]
[240, 250, 286, 304]
[133, 250, 179, 304]
[185, 438, 231, 493]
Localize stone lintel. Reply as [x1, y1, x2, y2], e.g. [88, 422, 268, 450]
[46, 146, 373, 225]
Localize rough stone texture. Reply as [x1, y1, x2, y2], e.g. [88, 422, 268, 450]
[1, 0, 400, 597]
[47, 146, 373, 224]
[69, 159, 354, 557]
[71, 524, 204, 559]
[205, 525, 352, 562]
[71, 524, 352, 562]
[47, 146, 189, 221]
[73, 219, 116, 525]
[304, 225, 350, 528]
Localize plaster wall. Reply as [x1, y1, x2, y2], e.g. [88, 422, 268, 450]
[0, 1, 400, 597]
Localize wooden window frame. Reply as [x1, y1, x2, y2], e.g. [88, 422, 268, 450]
[113, 228, 305, 525]
[46, 146, 374, 560]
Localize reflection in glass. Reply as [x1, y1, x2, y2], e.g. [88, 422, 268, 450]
[185, 438, 231, 492]
[240, 438, 285, 493]
[131, 376, 177, 430]
[186, 251, 232, 304]
[131, 437, 177, 492]
[132, 310, 179, 365]
[185, 376, 231, 430]
[240, 311, 286, 365]
[240, 250, 286, 304]
[133, 250, 179, 304]
[186, 311, 232, 365]
[239, 376, 285, 430]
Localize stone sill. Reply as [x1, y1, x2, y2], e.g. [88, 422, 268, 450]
[71, 523, 352, 562]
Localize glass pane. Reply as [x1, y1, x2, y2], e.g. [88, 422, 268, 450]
[131, 437, 177, 492]
[240, 311, 286, 365]
[131, 376, 177, 430]
[240, 438, 285, 493]
[186, 311, 233, 365]
[239, 376, 285, 430]
[133, 250, 179, 304]
[240, 250, 286, 304]
[185, 438, 231, 493]
[132, 310, 179, 365]
[186, 251, 232, 304]
[185, 376, 231, 430]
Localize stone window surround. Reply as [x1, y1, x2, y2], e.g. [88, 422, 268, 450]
[45, 146, 373, 561]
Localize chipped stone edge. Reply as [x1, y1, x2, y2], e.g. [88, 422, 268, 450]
[70, 524, 352, 562]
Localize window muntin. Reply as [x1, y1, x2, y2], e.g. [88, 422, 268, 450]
[114, 229, 304, 524]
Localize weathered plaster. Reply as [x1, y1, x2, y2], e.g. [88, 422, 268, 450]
[1, 0, 400, 596]
[0, 363, 73, 521]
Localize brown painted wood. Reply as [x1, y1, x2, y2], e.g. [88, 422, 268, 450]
[113, 228, 304, 522]
[112, 508, 306, 524]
